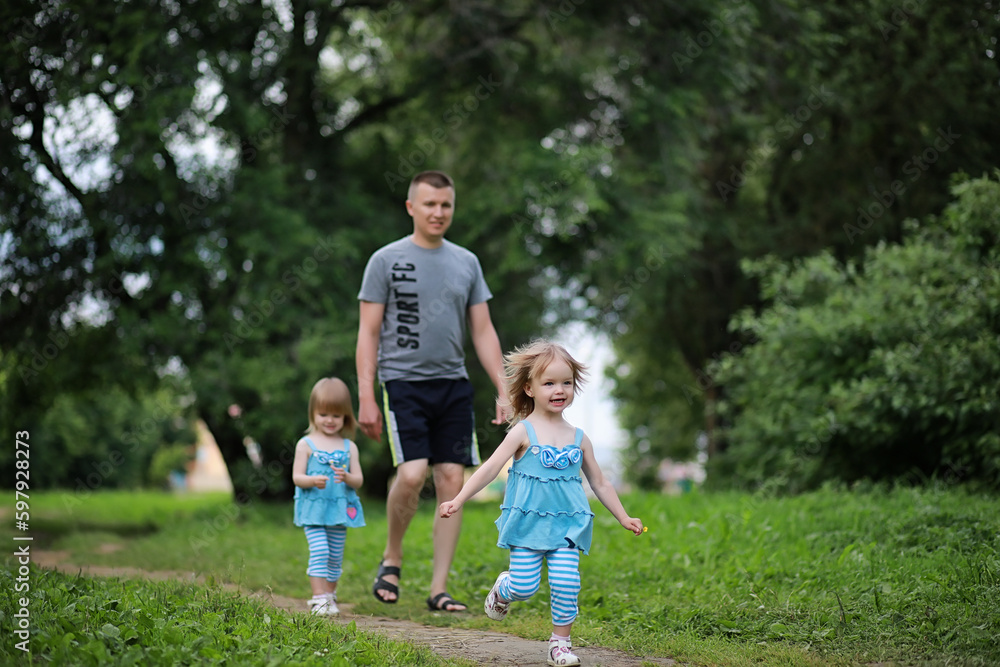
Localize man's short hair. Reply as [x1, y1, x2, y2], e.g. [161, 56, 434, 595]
[408, 171, 454, 200]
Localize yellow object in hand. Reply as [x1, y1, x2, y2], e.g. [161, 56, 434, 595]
[643, 526, 648, 533]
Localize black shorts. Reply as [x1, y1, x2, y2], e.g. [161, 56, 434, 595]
[381, 378, 480, 467]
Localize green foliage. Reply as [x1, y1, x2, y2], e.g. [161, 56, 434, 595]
[147, 444, 195, 489]
[0, 567, 452, 666]
[609, 345, 705, 488]
[710, 173, 1000, 491]
[0, 0, 590, 500]
[566, 1, 1000, 485]
[7, 383, 196, 491]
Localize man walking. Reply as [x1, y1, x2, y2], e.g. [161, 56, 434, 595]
[357, 170, 506, 611]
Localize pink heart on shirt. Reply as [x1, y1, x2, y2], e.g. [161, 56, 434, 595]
[347, 507, 358, 520]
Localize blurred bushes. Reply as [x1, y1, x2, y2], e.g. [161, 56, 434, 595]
[709, 172, 1000, 492]
[30, 384, 196, 491]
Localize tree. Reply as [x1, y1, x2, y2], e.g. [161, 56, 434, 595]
[0, 0, 640, 498]
[6, 0, 996, 497]
[709, 172, 1000, 492]
[547, 1, 1000, 485]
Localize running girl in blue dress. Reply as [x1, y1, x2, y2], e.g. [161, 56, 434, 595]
[440, 340, 643, 666]
[292, 377, 366, 616]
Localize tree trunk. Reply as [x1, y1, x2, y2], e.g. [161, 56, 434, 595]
[704, 384, 719, 458]
[199, 408, 294, 503]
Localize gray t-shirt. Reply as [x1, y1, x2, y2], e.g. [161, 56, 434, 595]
[357, 236, 493, 382]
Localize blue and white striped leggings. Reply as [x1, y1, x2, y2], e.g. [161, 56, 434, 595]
[304, 525, 347, 582]
[497, 547, 582, 626]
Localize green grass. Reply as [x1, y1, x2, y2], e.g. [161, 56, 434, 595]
[3, 485, 999, 665]
[0, 566, 461, 666]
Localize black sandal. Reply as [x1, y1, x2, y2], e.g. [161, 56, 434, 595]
[372, 560, 400, 604]
[426, 592, 467, 612]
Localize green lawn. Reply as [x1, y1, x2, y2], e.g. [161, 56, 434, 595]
[1, 567, 459, 666]
[3, 485, 998, 665]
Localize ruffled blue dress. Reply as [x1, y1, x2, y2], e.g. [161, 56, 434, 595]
[495, 421, 594, 554]
[293, 438, 366, 528]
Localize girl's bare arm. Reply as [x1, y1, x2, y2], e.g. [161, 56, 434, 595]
[439, 422, 528, 517]
[580, 433, 644, 535]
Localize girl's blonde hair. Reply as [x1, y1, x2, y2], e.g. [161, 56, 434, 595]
[502, 340, 588, 423]
[307, 377, 357, 438]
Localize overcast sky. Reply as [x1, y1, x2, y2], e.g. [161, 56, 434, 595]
[558, 323, 627, 477]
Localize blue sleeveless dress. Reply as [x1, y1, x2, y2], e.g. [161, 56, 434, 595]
[495, 421, 594, 554]
[293, 438, 366, 528]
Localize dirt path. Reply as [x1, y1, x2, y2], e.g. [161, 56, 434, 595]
[34, 550, 676, 666]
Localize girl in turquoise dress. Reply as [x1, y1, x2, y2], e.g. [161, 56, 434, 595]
[440, 341, 644, 667]
[292, 377, 366, 616]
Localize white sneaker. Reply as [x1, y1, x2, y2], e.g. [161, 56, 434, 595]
[484, 571, 511, 621]
[308, 593, 339, 616]
[548, 638, 580, 666]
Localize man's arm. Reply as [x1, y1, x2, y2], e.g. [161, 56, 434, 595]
[356, 300, 386, 440]
[468, 301, 508, 424]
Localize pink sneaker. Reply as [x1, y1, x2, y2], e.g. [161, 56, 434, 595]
[548, 638, 580, 666]
[484, 571, 511, 621]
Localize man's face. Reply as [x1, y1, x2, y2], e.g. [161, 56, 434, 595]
[406, 182, 455, 246]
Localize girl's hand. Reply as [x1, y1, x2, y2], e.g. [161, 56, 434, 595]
[439, 500, 462, 518]
[313, 475, 330, 489]
[330, 465, 347, 483]
[622, 517, 644, 536]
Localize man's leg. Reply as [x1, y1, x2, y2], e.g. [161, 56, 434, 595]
[430, 461, 467, 605]
[377, 458, 429, 602]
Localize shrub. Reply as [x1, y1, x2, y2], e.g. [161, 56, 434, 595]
[709, 172, 1000, 492]
[148, 444, 196, 489]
